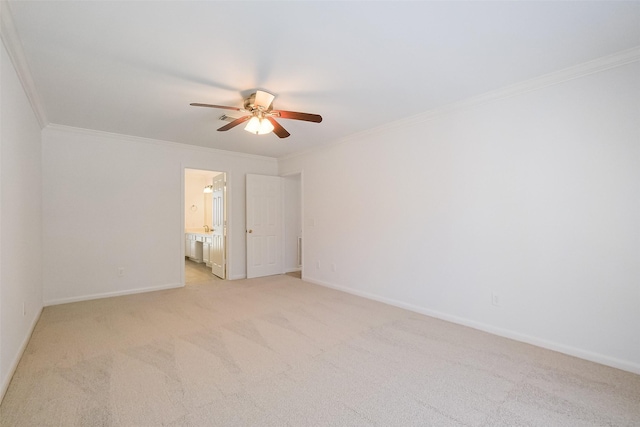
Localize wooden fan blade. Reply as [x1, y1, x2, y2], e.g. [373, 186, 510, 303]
[191, 103, 242, 111]
[272, 110, 323, 123]
[266, 117, 291, 138]
[254, 91, 275, 110]
[217, 115, 250, 131]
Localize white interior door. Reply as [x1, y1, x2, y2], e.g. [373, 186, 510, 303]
[211, 173, 226, 279]
[246, 174, 283, 278]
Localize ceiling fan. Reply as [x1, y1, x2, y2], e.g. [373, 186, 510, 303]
[190, 90, 322, 138]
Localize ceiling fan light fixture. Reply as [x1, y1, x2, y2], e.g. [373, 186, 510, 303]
[192, 90, 321, 138]
[260, 118, 275, 134]
[244, 116, 274, 135]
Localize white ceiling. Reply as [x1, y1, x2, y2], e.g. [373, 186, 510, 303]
[7, 1, 640, 158]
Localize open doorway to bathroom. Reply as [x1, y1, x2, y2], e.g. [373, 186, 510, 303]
[184, 168, 227, 285]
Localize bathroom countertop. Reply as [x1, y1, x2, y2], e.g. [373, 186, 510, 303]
[184, 229, 214, 236]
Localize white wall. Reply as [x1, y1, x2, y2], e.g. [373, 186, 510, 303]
[280, 61, 640, 373]
[0, 40, 43, 399]
[42, 126, 277, 304]
[283, 174, 301, 272]
[184, 170, 208, 230]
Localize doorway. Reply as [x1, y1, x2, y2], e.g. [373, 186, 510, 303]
[184, 168, 227, 285]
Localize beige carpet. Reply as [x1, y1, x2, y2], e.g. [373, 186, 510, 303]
[286, 270, 302, 279]
[184, 259, 222, 285]
[1, 274, 639, 426]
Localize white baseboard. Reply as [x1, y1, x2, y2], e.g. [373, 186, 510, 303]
[285, 268, 301, 273]
[43, 282, 183, 307]
[1, 306, 43, 404]
[304, 277, 640, 376]
[229, 274, 247, 280]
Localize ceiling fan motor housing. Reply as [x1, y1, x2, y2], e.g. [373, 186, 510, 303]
[244, 92, 273, 113]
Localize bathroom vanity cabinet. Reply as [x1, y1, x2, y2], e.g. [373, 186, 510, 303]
[185, 233, 204, 263]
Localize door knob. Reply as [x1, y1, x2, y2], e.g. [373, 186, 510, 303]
[248, 229, 253, 233]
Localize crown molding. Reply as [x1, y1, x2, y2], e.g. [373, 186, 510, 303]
[0, 1, 48, 128]
[279, 45, 640, 163]
[44, 123, 279, 162]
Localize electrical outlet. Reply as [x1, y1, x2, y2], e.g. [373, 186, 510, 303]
[331, 263, 337, 272]
[316, 260, 320, 270]
[491, 292, 501, 307]
[118, 267, 125, 277]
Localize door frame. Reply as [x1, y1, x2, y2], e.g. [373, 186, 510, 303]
[181, 166, 231, 286]
[280, 170, 304, 279]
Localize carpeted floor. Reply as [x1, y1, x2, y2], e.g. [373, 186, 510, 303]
[184, 259, 222, 284]
[1, 272, 639, 426]
[286, 270, 302, 279]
